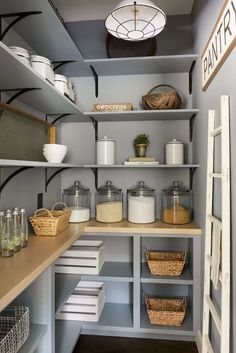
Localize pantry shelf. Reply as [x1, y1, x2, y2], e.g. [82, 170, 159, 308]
[84, 164, 200, 168]
[84, 109, 199, 122]
[0, 42, 87, 119]
[141, 263, 193, 285]
[0, 159, 83, 168]
[80, 262, 133, 282]
[55, 273, 81, 314]
[55, 320, 82, 353]
[18, 324, 47, 353]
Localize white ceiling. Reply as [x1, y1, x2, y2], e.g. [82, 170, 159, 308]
[53, 0, 195, 22]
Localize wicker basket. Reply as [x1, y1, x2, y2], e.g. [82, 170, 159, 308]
[29, 202, 71, 236]
[145, 297, 186, 326]
[142, 84, 182, 110]
[146, 251, 186, 276]
[0, 306, 29, 353]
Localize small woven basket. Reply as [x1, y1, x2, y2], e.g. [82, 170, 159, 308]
[145, 297, 186, 326]
[146, 251, 186, 276]
[0, 306, 29, 353]
[142, 84, 182, 110]
[29, 202, 71, 236]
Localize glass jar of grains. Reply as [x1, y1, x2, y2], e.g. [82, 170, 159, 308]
[162, 181, 193, 225]
[96, 181, 123, 223]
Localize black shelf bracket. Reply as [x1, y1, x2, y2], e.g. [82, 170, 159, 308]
[189, 60, 196, 95]
[52, 60, 76, 71]
[189, 113, 197, 142]
[190, 167, 197, 190]
[45, 167, 70, 192]
[91, 168, 98, 190]
[0, 166, 33, 194]
[46, 113, 73, 125]
[0, 88, 41, 105]
[0, 11, 42, 40]
[89, 116, 98, 141]
[90, 65, 98, 97]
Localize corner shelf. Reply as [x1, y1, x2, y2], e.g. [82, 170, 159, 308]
[141, 263, 193, 285]
[55, 273, 81, 314]
[18, 324, 47, 353]
[81, 262, 133, 282]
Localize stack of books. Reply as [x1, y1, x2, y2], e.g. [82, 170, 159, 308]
[124, 157, 159, 165]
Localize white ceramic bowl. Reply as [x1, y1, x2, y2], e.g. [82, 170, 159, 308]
[43, 150, 67, 163]
[43, 144, 67, 151]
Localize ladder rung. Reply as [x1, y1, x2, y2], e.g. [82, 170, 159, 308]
[206, 255, 222, 283]
[204, 335, 214, 353]
[208, 214, 222, 225]
[210, 126, 222, 137]
[205, 295, 221, 334]
[209, 173, 222, 179]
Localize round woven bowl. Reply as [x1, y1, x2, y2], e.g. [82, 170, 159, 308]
[142, 84, 182, 110]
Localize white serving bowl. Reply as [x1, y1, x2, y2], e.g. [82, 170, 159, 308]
[43, 150, 67, 163]
[43, 144, 67, 152]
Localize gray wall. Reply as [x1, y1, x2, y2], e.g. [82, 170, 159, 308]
[192, 1, 235, 352]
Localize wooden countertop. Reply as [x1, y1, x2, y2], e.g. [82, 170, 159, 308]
[0, 219, 201, 311]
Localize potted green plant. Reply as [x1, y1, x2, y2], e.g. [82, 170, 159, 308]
[133, 133, 150, 157]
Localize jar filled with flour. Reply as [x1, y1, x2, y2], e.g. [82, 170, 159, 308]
[128, 181, 155, 224]
[62, 181, 90, 223]
[96, 181, 123, 223]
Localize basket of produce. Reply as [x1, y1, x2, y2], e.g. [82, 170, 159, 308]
[146, 251, 186, 276]
[142, 84, 182, 110]
[145, 297, 186, 326]
[29, 202, 71, 236]
[0, 306, 29, 353]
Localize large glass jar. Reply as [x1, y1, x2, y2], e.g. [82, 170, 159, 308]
[162, 181, 193, 224]
[96, 181, 123, 223]
[62, 181, 90, 223]
[127, 181, 155, 224]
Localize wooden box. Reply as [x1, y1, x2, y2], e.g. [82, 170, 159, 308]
[54, 240, 105, 275]
[56, 281, 105, 322]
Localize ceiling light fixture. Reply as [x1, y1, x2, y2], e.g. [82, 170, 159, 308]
[105, 0, 166, 42]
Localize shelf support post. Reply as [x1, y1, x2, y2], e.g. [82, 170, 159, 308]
[45, 167, 70, 192]
[52, 60, 76, 71]
[0, 166, 34, 194]
[91, 168, 98, 190]
[0, 88, 41, 105]
[189, 113, 197, 142]
[0, 11, 42, 40]
[89, 116, 98, 141]
[190, 167, 197, 190]
[46, 113, 73, 125]
[90, 65, 98, 97]
[189, 60, 196, 95]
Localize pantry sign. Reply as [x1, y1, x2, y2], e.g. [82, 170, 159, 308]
[201, 0, 236, 91]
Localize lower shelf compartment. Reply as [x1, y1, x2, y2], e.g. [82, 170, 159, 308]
[55, 320, 82, 353]
[19, 324, 47, 353]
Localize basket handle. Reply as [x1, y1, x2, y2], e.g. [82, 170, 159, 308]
[147, 84, 180, 95]
[51, 202, 68, 210]
[34, 208, 53, 218]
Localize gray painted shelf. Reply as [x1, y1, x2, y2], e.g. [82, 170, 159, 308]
[55, 320, 82, 353]
[55, 273, 81, 314]
[141, 263, 193, 285]
[84, 109, 199, 122]
[81, 262, 133, 282]
[0, 159, 83, 168]
[18, 324, 47, 353]
[83, 303, 133, 329]
[84, 164, 199, 168]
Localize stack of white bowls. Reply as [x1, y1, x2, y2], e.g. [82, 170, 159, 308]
[43, 144, 67, 163]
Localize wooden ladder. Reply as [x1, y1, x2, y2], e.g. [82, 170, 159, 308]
[198, 96, 231, 353]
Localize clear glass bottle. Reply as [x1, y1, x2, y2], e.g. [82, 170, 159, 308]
[96, 181, 123, 223]
[1, 212, 14, 257]
[127, 181, 156, 224]
[0, 210, 5, 255]
[62, 181, 91, 223]
[19, 208, 28, 248]
[162, 181, 193, 225]
[12, 209, 21, 251]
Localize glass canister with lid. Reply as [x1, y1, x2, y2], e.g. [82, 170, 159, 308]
[62, 181, 91, 223]
[162, 181, 193, 224]
[96, 181, 123, 223]
[127, 181, 155, 224]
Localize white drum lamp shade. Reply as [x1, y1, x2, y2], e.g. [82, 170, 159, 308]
[105, 0, 166, 41]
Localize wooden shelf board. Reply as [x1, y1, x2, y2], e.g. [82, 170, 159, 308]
[81, 262, 133, 282]
[84, 164, 199, 168]
[55, 320, 82, 353]
[141, 263, 193, 285]
[82, 303, 133, 329]
[18, 324, 47, 353]
[55, 273, 81, 314]
[84, 109, 199, 122]
[140, 305, 193, 335]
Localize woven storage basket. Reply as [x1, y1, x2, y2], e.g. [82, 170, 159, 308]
[0, 306, 29, 353]
[142, 84, 182, 110]
[29, 202, 70, 236]
[146, 251, 186, 276]
[145, 297, 186, 326]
